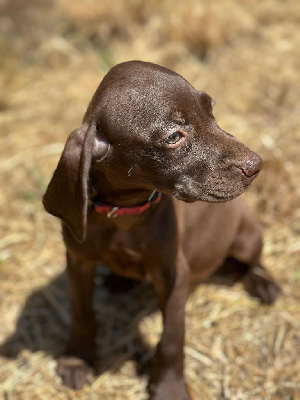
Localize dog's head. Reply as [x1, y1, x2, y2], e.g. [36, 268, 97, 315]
[43, 61, 262, 241]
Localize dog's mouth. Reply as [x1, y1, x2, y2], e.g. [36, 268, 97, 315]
[171, 174, 254, 203]
[156, 158, 261, 204]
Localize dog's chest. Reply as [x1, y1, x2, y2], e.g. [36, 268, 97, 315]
[100, 229, 149, 280]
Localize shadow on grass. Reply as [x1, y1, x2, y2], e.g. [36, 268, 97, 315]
[0, 259, 247, 381]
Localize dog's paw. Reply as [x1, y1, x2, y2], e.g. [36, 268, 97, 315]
[243, 266, 281, 304]
[148, 378, 192, 400]
[56, 356, 94, 390]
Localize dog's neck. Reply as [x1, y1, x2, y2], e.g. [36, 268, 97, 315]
[89, 168, 155, 207]
[92, 188, 158, 208]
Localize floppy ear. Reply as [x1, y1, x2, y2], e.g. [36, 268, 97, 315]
[43, 121, 107, 243]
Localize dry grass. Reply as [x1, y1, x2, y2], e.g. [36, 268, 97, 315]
[0, 0, 299, 399]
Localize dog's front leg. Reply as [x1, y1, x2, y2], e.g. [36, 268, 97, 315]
[148, 251, 191, 400]
[56, 252, 97, 390]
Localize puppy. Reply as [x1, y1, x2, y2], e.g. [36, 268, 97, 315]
[43, 61, 280, 399]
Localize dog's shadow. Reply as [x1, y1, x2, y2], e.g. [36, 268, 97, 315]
[0, 260, 247, 381]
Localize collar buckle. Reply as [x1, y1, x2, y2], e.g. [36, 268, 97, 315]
[107, 206, 119, 218]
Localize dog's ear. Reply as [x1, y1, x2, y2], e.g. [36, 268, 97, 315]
[43, 121, 109, 243]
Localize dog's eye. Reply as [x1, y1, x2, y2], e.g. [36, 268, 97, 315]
[165, 131, 184, 146]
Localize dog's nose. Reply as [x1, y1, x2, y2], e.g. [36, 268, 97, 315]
[241, 153, 262, 177]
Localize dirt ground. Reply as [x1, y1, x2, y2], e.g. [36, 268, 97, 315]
[0, 0, 299, 399]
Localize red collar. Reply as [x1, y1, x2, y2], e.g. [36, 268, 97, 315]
[92, 191, 162, 218]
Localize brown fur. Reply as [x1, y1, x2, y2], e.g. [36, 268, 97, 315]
[43, 61, 280, 399]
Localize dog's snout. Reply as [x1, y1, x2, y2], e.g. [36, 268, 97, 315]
[240, 153, 262, 178]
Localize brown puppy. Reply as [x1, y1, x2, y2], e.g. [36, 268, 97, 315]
[43, 61, 280, 400]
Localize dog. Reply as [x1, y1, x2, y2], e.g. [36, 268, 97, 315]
[43, 61, 280, 400]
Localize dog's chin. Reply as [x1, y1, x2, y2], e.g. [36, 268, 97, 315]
[173, 187, 247, 203]
[174, 193, 237, 203]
